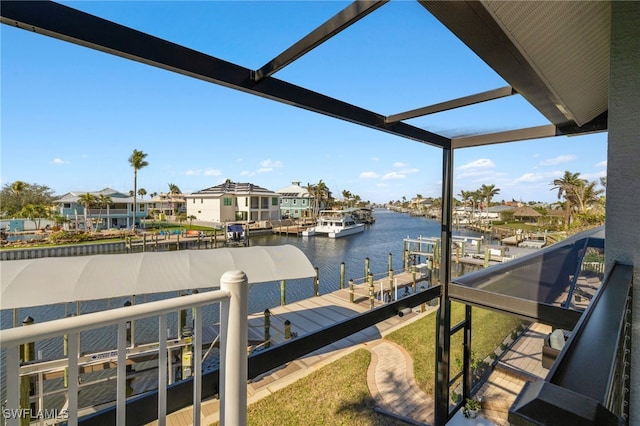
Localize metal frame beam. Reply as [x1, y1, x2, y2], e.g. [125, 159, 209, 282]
[253, 0, 388, 81]
[452, 125, 557, 149]
[385, 86, 516, 124]
[0, 0, 449, 148]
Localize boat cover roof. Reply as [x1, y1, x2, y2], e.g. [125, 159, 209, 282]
[0, 245, 315, 309]
[227, 224, 244, 232]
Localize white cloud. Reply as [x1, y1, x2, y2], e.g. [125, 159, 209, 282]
[185, 169, 200, 176]
[393, 162, 407, 168]
[50, 158, 68, 165]
[359, 171, 379, 179]
[204, 169, 222, 176]
[259, 159, 283, 168]
[595, 160, 607, 168]
[382, 171, 406, 180]
[240, 170, 253, 177]
[539, 154, 576, 166]
[458, 158, 495, 171]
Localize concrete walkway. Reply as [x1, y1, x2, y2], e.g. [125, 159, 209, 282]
[367, 340, 433, 424]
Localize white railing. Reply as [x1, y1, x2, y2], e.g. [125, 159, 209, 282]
[0, 270, 249, 426]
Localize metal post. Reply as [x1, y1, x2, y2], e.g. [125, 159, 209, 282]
[280, 280, 286, 306]
[220, 270, 248, 426]
[143, 233, 147, 252]
[463, 305, 472, 400]
[340, 262, 345, 289]
[435, 144, 453, 426]
[349, 279, 355, 303]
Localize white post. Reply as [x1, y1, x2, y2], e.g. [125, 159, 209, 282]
[219, 270, 248, 426]
[158, 315, 168, 425]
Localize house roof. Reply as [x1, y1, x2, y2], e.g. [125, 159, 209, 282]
[513, 206, 542, 217]
[276, 182, 310, 198]
[54, 188, 137, 203]
[190, 181, 277, 197]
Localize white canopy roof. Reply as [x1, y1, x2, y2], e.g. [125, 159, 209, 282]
[0, 245, 315, 309]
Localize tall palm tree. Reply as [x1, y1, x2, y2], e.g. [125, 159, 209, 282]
[304, 182, 317, 219]
[128, 149, 149, 231]
[137, 188, 147, 199]
[168, 183, 181, 215]
[78, 192, 98, 232]
[96, 194, 113, 230]
[551, 171, 583, 229]
[342, 190, 352, 208]
[458, 190, 472, 216]
[478, 184, 500, 213]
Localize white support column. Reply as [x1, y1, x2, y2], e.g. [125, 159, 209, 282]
[5, 346, 20, 426]
[219, 270, 248, 426]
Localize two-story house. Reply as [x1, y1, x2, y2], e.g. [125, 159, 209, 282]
[185, 181, 280, 224]
[276, 181, 313, 219]
[54, 188, 151, 230]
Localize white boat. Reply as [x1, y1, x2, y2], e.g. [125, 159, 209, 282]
[304, 210, 365, 238]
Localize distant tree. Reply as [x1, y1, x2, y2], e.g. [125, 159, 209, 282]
[20, 204, 49, 230]
[551, 171, 583, 229]
[129, 149, 149, 231]
[478, 184, 500, 210]
[0, 181, 55, 217]
[176, 212, 187, 227]
[96, 194, 113, 230]
[138, 188, 147, 199]
[187, 215, 197, 229]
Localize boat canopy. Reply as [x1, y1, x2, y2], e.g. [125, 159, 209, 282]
[227, 224, 244, 233]
[0, 245, 315, 309]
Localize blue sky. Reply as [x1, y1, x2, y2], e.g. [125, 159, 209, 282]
[1, 1, 607, 204]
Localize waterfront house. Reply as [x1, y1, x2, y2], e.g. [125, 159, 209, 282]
[54, 188, 150, 230]
[275, 181, 315, 219]
[148, 192, 187, 220]
[184, 181, 281, 224]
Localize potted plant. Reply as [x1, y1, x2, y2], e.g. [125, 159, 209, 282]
[462, 398, 481, 419]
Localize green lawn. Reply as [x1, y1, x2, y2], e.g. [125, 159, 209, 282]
[213, 349, 405, 426]
[209, 304, 521, 425]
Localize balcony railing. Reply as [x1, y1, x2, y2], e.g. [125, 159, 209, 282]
[509, 262, 633, 425]
[0, 271, 249, 426]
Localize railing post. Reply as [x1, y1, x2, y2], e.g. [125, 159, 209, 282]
[349, 279, 355, 303]
[220, 270, 248, 426]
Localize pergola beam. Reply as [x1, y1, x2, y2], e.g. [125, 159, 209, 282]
[452, 125, 557, 149]
[253, 0, 388, 81]
[0, 0, 449, 148]
[385, 86, 516, 124]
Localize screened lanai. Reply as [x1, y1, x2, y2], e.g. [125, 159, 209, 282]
[1, 1, 637, 425]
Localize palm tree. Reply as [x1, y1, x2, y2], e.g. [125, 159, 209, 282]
[572, 180, 604, 214]
[128, 149, 149, 231]
[138, 188, 147, 199]
[20, 204, 48, 230]
[78, 192, 98, 231]
[551, 171, 583, 229]
[458, 190, 472, 217]
[187, 215, 197, 229]
[315, 180, 330, 213]
[96, 194, 113, 230]
[342, 190, 352, 208]
[478, 184, 500, 215]
[167, 183, 181, 215]
[304, 182, 317, 219]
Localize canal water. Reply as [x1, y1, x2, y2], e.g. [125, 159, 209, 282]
[0, 209, 484, 408]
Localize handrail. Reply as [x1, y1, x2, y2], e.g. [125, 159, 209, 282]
[509, 262, 633, 425]
[0, 272, 248, 426]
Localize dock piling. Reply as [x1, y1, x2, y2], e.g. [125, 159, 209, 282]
[340, 262, 345, 289]
[264, 309, 271, 348]
[280, 280, 286, 306]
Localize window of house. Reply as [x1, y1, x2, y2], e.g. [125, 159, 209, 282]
[292, 199, 297, 205]
[272, 197, 278, 206]
[192, 199, 195, 204]
[224, 197, 232, 206]
[63, 203, 71, 208]
[302, 199, 306, 205]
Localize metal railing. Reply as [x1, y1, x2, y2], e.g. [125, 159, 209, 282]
[0, 270, 249, 426]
